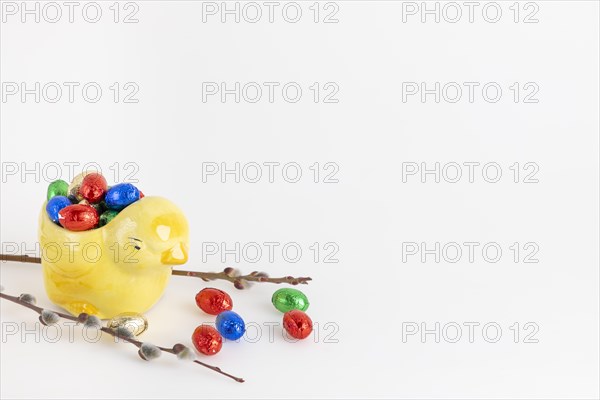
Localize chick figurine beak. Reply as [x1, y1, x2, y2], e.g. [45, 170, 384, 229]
[38, 196, 189, 319]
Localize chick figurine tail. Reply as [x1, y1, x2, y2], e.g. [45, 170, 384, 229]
[38, 196, 189, 319]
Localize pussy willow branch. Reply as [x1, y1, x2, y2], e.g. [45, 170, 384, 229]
[1, 254, 42, 263]
[171, 268, 312, 289]
[0, 291, 244, 383]
[0, 254, 312, 289]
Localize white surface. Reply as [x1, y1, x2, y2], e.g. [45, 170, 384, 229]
[1, 1, 599, 398]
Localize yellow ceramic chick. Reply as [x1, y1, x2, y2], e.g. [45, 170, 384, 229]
[38, 197, 189, 319]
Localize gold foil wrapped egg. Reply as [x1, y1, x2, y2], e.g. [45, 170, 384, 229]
[107, 312, 149, 336]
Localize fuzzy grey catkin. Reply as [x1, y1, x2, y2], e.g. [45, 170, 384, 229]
[139, 343, 161, 360]
[18, 293, 36, 305]
[40, 309, 60, 325]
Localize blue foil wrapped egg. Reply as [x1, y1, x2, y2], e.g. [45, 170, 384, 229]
[215, 311, 246, 340]
[104, 183, 140, 211]
[46, 196, 72, 223]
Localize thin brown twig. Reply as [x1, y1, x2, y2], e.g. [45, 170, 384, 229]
[0, 253, 312, 289]
[0, 291, 244, 383]
[172, 268, 312, 289]
[0, 254, 41, 263]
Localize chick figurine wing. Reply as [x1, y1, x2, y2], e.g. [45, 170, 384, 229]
[38, 196, 189, 319]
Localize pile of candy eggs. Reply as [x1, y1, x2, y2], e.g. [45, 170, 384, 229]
[272, 288, 313, 340]
[191, 287, 313, 356]
[45, 172, 143, 231]
[192, 288, 245, 356]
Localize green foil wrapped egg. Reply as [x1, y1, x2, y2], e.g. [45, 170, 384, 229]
[272, 288, 309, 313]
[47, 180, 69, 200]
[90, 200, 107, 215]
[99, 209, 119, 227]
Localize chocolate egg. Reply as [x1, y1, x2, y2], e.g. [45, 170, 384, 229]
[91, 200, 107, 214]
[192, 325, 223, 356]
[68, 171, 93, 201]
[99, 209, 119, 227]
[283, 310, 313, 340]
[80, 173, 107, 203]
[46, 196, 72, 223]
[272, 288, 309, 313]
[195, 288, 233, 315]
[47, 180, 68, 200]
[107, 312, 148, 336]
[58, 204, 99, 231]
[215, 311, 246, 340]
[105, 183, 140, 210]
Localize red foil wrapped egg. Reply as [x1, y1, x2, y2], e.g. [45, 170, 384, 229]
[195, 288, 233, 315]
[58, 204, 99, 231]
[283, 310, 313, 340]
[192, 325, 223, 356]
[79, 173, 108, 203]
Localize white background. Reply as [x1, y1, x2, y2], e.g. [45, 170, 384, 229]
[1, 1, 599, 398]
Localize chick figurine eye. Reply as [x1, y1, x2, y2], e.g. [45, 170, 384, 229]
[38, 196, 190, 319]
[128, 237, 143, 251]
